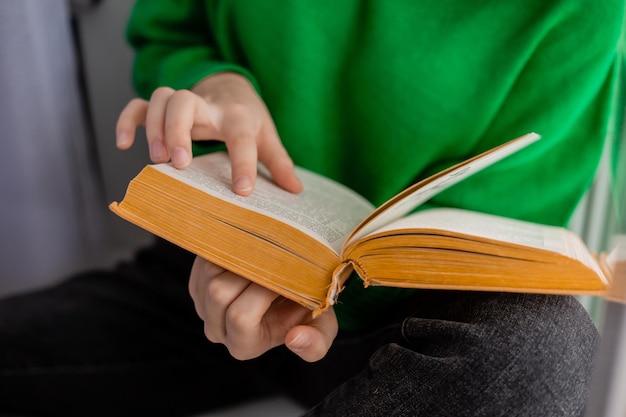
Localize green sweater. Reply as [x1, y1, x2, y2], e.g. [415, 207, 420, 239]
[127, 0, 624, 331]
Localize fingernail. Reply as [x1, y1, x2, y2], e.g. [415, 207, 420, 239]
[150, 141, 167, 161]
[288, 332, 312, 352]
[234, 176, 252, 194]
[116, 131, 129, 148]
[172, 146, 190, 167]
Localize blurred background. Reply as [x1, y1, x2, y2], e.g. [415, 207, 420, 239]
[0, 0, 151, 297]
[0, 1, 623, 416]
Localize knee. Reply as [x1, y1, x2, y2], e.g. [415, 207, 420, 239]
[400, 292, 599, 415]
[461, 293, 599, 377]
[493, 294, 599, 365]
[404, 292, 599, 364]
[488, 294, 599, 415]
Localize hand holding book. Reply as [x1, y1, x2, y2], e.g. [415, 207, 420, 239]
[114, 73, 332, 361]
[188, 256, 338, 361]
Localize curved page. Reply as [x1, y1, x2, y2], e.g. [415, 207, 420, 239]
[153, 152, 375, 254]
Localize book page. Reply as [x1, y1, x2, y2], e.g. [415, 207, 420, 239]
[344, 133, 541, 249]
[372, 208, 566, 250]
[153, 152, 375, 253]
[371, 208, 606, 279]
[605, 235, 626, 302]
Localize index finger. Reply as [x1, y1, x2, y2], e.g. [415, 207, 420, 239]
[163, 90, 204, 169]
[220, 110, 260, 196]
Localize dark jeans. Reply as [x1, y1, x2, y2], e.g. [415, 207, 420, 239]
[0, 239, 599, 417]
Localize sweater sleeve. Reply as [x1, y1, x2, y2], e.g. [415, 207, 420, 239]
[126, 0, 258, 99]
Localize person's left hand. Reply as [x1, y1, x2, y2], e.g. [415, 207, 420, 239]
[188, 256, 338, 362]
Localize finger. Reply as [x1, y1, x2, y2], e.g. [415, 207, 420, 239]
[258, 123, 303, 193]
[202, 270, 252, 344]
[145, 87, 175, 163]
[116, 98, 148, 150]
[188, 257, 225, 321]
[218, 104, 262, 196]
[285, 309, 338, 362]
[189, 99, 222, 141]
[163, 89, 204, 169]
[223, 283, 281, 359]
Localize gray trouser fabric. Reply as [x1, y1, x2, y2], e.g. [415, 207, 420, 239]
[0, 239, 598, 416]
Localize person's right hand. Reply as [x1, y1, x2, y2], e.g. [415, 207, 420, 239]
[115, 72, 303, 196]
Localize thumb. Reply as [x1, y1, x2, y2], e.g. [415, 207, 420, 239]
[285, 310, 338, 362]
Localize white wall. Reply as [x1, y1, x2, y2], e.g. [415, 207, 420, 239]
[0, 0, 108, 295]
[75, 0, 153, 254]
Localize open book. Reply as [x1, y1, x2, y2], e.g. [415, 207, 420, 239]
[110, 133, 613, 314]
